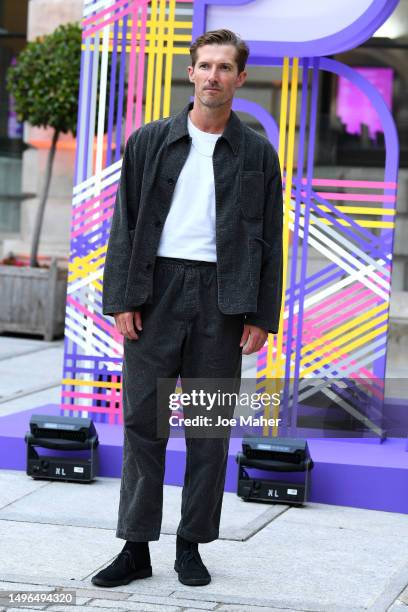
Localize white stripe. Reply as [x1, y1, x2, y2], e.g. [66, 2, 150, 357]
[305, 210, 391, 288]
[95, 10, 110, 193]
[83, 0, 114, 17]
[68, 269, 102, 294]
[293, 210, 390, 297]
[66, 304, 122, 355]
[288, 219, 389, 304]
[74, 158, 122, 196]
[73, 165, 121, 205]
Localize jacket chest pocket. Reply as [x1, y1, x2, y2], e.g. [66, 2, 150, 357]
[239, 171, 264, 219]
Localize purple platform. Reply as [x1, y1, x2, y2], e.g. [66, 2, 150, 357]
[1, 403, 407, 514]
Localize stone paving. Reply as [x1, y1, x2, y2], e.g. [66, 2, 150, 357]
[0, 336, 407, 611]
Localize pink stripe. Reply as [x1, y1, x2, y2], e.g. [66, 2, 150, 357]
[135, 1, 148, 128]
[73, 183, 117, 217]
[59, 403, 121, 417]
[67, 297, 124, 358]
[83, 5, 132, 39]
[310, 296, 385, 339]
[304, 284, 367, 321]
[70, 208, 113, 238]
[297, 301, 384, 360]
[312, 191, 396, 203]
[67, 295, 116, 337]
[306, 288, 374, 325]
[83, 0, 129, 27]
[288, 286, 371, 347]
[299, 290, 374, 340]
[301, 178, 397, 189]
[62, 390, 121, 401]
[125, 0, 139, 140]
[72, 195, 115, 229]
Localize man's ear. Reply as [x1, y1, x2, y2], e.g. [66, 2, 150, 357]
[236, 69, 248, 89]
[187, 65, 195, 83]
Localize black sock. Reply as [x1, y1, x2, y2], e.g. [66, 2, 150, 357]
[177, 534, 197, 553]
[123, 540, 149, 555]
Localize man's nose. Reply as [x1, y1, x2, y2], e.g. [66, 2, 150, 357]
[208, 66, 219, 80]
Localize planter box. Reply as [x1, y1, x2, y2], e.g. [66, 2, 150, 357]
[0, 258, 67, 340]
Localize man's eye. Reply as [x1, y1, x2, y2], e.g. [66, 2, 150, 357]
[221, 65, 231, 70]
[199, 64, 209, 69]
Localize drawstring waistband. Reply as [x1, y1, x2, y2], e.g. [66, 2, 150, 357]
[155, 256, 216, 268]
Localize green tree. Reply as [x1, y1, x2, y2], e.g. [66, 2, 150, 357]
[6, 23, 81, 267]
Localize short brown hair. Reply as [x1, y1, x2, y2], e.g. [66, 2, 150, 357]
[189, 29, 249, 74]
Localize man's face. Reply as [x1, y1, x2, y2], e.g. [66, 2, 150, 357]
[188, 44, 247, 109]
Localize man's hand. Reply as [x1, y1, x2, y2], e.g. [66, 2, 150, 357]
[114, 310, 143, 340]
[240, 324, 268, 355]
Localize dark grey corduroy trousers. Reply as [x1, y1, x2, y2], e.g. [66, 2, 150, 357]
[116, 255, 245, 544]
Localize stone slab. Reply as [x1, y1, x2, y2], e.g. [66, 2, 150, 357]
[127, 593, 217, 609]
[0, 386, 61, 418]
[0, 337, 58, 360]
[271, 501, 408, 538]
[49, 602, 182, 612]
[0, 346, 63, 400]
[0, 471, 286, 541]
[0, 472, 50, 510]
[0, 520, 122, 580]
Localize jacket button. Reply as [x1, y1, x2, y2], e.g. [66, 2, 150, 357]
[154, 220, 162, 228]
[167, 178, 175, 185]
[145, 263, 152, 270]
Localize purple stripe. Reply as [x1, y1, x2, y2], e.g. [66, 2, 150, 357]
[64, 354, 123, 363]
[63, 366, 122, 375]
[115, 14, 128, 162]
[290, 59, 320, 433]
[74, 47, 86, 185]
[106, 16, 119, 167]
[82, 40, 94, 182]
[284, 58, 309, 424]
[301, 186, 393, 249]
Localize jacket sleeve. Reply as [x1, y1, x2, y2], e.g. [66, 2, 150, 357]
[102, 129, 143, 317]
[245, 144, 283, 334]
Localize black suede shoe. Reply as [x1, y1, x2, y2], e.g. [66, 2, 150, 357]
[91, 548, 152, 587]
[174, 537, 211, 586]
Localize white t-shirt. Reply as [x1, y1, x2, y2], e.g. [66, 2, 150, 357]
[156, 115, 222, 261]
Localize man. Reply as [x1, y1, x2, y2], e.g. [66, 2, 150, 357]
[93, 29, 283, 588]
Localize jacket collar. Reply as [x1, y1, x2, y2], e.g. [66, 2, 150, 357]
[167, 101, 242, 156]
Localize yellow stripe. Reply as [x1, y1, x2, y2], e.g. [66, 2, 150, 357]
[314, 219, 394, 228]
[274, 58, 298, 379]
[300, 303, 387, 359]
[68, 247, 106, 278]
[300, 310, 388, 373]
[70, 244, 107, 266]
[117, 18, 192, 28]
[301, 322, 388, 377]
[144, 0, 158, 123]
[289, 204, 396, 215]
[62, 379, 122, 389]
[109, 32, 192, 42]
[264, 59, 289, 435]
[264, 58, 298, 436]
[268, 57, 288, 384]
[82, 44, 190, 54]
[153, 0, 166, 120]
[68, 256, 106, 282]
[278, 57, 289, 169]
[163, 0, 176, 118]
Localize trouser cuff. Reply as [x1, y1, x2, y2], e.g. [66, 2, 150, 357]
[176, 526, 219, 544]
[116, 528, 161, 542]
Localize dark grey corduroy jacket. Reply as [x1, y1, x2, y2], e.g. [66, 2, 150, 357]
[102, 101, 283, 333]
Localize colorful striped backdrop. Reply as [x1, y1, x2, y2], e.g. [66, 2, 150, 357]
[61, 0, 399, 441]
